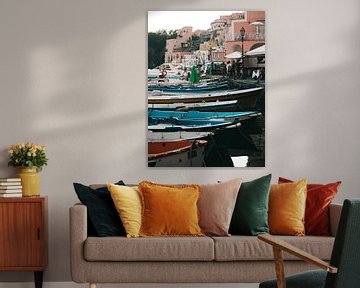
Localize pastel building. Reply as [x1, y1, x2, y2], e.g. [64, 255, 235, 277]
[224, 11, 265, 54]
[199, 39, 224, 63]
[211, 12, 245, 46]
[165, 26, 193, 64]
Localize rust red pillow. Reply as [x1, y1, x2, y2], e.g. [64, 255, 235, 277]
[278, 177, 341, 236]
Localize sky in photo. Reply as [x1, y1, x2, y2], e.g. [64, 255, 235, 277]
[148, 11, 243, 32]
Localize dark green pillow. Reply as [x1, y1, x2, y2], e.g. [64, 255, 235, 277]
[229, 174, 272, 236]
[73, 181, 126, 237]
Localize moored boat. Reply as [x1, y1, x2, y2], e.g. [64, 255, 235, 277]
[148, 131, 213, 142]
[148, 109, 260, 122]
[148, 81, 229, 92]
[148, 140, 207, 167]
[148, 99, 239, 112]
[148, 87, 263, 110]
[148, 118, 237, 132]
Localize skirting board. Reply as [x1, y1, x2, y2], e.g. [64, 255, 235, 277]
[0, 283, 259, 288]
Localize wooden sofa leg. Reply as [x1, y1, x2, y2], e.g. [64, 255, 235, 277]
[89, 283, 96, 288]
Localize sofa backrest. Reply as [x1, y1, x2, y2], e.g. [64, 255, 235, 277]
[325, 199, 360, 288]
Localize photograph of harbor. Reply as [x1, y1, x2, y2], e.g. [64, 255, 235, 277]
[147, 11, 265, 167]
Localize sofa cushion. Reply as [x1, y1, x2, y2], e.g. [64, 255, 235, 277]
[198, 177, 242, 236]
[73, 181, 126, 237]
[269, 179, 307, 236]
[107, 184, 142, 238]
[212, 235, 334, 261]
[84, 236, 214, 261]
[279, 177, 341, 236]
[139, 181, 203, 237]
[229, 174, 271, 236]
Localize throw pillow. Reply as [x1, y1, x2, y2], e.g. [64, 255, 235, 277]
[279, 177, 341, 236]
[198, 177, 242, 236]
[269, 179, 307, 236]
[138, 181, 203, 237]
[107, 183, 142, 238]
[73, 181, 126, 237]
[229, 174, 272, 236]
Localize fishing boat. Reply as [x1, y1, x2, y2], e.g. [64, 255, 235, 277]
[148, 110, 260, 122]
[148, 118, 237, 132]
[148, 140, 207, 167]
[148, 131, 213, 142]
[148, 63, 183, 77]
[148, 81, 229, 92]
[148, 87, 263, 110]
[148, 100, 239, 112]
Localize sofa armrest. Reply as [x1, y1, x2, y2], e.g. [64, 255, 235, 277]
[258, 233, 337, 288]
[69, 203, 88, 283]
[258, 234, 337, 273]
[329, 203, 342, 237]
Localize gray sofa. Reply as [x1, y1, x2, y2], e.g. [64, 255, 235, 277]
[70, 203, 342, 288]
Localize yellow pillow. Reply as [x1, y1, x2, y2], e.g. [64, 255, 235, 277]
[269, 179, 307, 236]
[138, 181, 204, 237]
[107, 183, 142, 238]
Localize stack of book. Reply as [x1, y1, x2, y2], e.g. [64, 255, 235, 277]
[0, 178, 22, 197]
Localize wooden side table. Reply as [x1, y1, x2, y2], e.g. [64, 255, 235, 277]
[0, 197, 48, 288]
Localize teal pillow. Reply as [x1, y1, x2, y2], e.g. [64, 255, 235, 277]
[229, 174, 272, 236]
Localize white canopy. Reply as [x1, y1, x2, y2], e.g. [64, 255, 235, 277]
[225, 51, 242, 59]
[246, 45, 265, 56]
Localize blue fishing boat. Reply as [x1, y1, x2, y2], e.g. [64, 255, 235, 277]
[148, 110, 260, 122]
[148, 99, 238, 112]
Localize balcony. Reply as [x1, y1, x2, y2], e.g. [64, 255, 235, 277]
[225, 32, 265, 41]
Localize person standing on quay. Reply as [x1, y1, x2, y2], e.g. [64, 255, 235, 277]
[236, 59, 241, 78]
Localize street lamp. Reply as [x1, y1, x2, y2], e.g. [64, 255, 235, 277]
[240, 27, 245, 78]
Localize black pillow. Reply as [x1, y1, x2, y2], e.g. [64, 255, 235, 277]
[73, 181, 126, 237]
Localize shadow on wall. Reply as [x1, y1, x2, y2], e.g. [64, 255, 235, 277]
[265, 20, 360, 185]
[0, 0, 200, 283]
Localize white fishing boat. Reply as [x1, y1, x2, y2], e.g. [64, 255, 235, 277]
[148, 87, 263, 110]
[148, 87, 263, 102]
[148, 119, 235, 132]
[148, 63, 184, 78]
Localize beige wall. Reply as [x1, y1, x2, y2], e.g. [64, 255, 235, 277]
[0, 0, 359, 282]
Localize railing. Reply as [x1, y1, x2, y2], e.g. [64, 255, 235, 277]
[225, 32, 265, 41]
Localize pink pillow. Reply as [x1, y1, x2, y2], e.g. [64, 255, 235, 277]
[198, 178, 242, 236]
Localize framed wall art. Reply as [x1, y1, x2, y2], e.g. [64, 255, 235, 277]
[148, 11, 265, 167]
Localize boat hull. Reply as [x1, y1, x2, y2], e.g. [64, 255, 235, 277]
[148, 87, 263, 110]
[148, 100, 239, 112]
[148, 131, 212, 142]
[148, 118, 235, 132]
[148, 109, 259, 122]
[148, 82, 229, 93]
[148, 140, 207, 167]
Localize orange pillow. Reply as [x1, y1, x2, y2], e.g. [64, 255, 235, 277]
[138, 181, 204, 237]
[269, 179, 307, 236]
